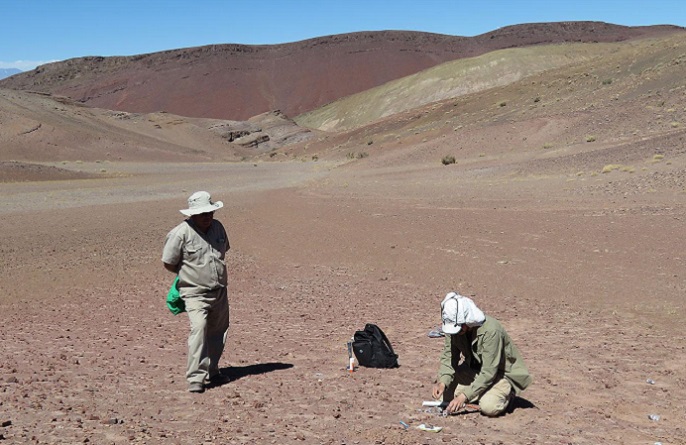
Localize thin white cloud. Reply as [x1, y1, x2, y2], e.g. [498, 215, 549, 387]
[0, 60, 61, 71]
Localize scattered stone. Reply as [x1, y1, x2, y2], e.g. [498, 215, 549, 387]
[0, 421, 10, 427]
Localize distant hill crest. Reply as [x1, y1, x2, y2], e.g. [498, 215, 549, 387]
[0, 21, 683, 120]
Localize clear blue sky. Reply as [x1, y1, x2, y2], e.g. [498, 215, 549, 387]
[1, 0, 684, 70]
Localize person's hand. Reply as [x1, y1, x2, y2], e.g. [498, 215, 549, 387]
[432, 382, 445, 400]
[446, 393, 467, 414]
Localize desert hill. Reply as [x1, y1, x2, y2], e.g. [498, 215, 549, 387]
[2, 25, 686, 184]
[0, 22, 682, 121]
[0, 88, 315, 179]
[272, 30, 686, 202]
[296, 41, 622, 131]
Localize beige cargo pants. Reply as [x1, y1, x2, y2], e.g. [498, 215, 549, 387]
[183, 287, 230, 385]
[445, 365, 513, 417]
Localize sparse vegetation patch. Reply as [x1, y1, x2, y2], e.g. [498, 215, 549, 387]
[601, 164, 622, 174]
[601, 164, 635, 174]
[441, 155, 456, 165]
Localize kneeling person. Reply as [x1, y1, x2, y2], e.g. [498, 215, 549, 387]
[432, 292, 531, 416]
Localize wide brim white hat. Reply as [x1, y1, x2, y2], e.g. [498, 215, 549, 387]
[441, 294, 462, 334]
[180, 191, 223, 216]
[441, 292, 485, 334]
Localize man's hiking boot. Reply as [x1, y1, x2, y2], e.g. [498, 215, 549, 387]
[188, 382, 205, 393]
[207, 372, 232, 386]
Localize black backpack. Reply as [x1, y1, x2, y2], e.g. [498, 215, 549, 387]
[352, 323, 399, 368]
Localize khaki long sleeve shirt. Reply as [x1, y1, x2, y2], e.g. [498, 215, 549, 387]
[437, 315, 532, 402]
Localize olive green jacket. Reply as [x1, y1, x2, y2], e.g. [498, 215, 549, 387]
[437, 315, 532, 402]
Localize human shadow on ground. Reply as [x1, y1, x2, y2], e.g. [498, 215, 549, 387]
[209, 362, 294, 388]
[508, 396, 536, 414]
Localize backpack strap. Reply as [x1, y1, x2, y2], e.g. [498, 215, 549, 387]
[365, 323, 397, 356]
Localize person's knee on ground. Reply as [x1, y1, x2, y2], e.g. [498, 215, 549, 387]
[475, 378, 512, 417]
[479, 397, 508, 417]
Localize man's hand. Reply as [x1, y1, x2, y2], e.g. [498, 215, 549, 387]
[446, 393, 467, 414]
[432, 382, 445, 400]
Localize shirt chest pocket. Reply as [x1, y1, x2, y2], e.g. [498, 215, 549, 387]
[183, 243, 203, 260]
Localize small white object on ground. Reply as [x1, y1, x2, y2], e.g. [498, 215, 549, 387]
[422, 400, 445, 407]
[417, 423, 443, 433]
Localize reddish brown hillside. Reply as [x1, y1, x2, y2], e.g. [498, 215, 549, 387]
[1, 22, 682, 120]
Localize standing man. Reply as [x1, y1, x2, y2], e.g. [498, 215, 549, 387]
[162, 191, 232, 393]
[432, 292, 532, 416]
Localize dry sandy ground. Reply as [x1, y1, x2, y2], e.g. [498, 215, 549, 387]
[1, 159, 684, 445]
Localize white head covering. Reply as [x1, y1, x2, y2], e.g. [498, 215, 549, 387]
[180, 191, 223, 216]
[441, 292, 486, 334]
